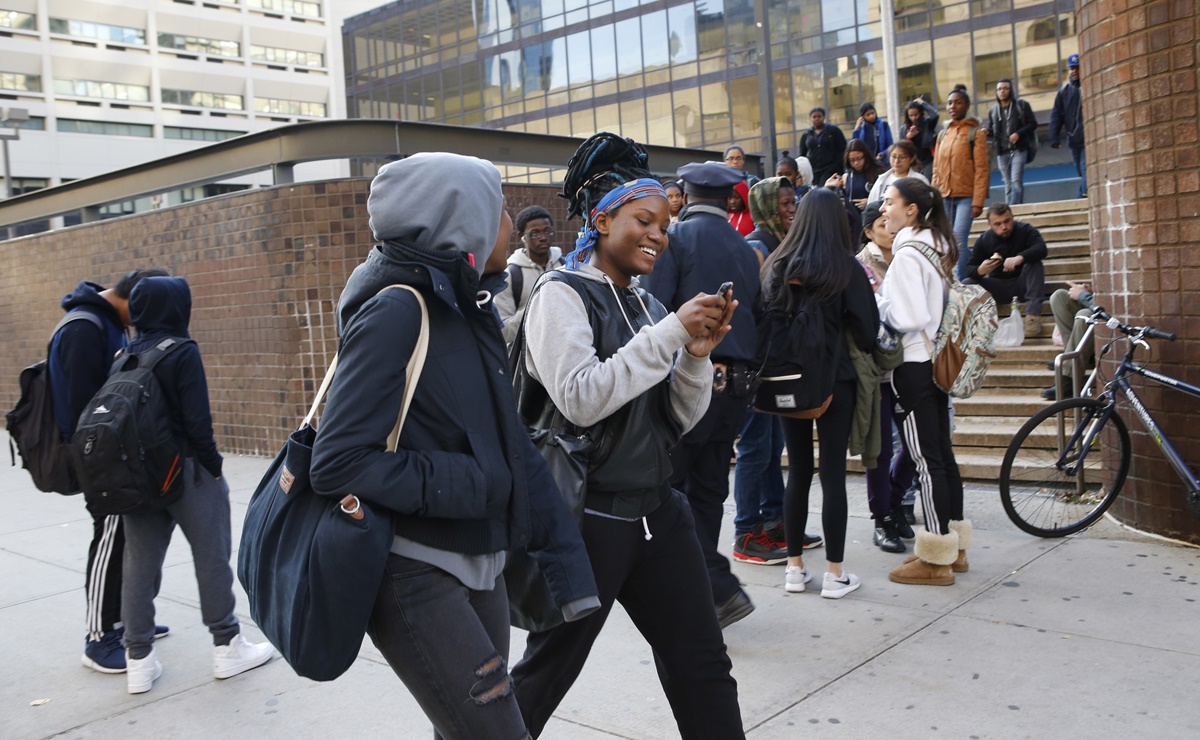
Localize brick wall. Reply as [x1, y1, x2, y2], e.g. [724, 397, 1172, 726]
[1079, 0, 1200, 542]
[0, 179, 566, 457]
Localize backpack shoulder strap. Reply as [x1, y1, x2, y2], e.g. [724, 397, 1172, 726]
[123, 337, 196, 374]
[51, 311, 104, 341]
[897, 240, 949, 283]
[506, 264, 525, 311]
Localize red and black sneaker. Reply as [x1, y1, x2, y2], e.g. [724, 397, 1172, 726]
[732, 530, 788, 565]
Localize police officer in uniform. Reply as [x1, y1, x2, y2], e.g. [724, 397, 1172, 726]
[643, 161, 762, 629]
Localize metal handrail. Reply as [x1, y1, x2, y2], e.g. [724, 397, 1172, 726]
[1052, 318, 1097, 496]
[0, 119, 752, 231]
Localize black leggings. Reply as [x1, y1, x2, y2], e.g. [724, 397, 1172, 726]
[781, 380, 856, 562]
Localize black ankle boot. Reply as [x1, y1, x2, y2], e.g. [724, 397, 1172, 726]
[873, 518, 906, 553]
[891, 511, 916, 540]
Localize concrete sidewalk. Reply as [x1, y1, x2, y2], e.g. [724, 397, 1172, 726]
[3, 437, 1199, 739]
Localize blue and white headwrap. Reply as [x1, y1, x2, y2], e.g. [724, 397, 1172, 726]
[564, 178, 668, 270]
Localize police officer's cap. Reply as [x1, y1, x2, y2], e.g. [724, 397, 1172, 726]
[677, 162, 744, 199]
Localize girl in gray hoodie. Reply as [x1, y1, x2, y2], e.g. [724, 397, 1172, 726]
[510, 134, 745, 739]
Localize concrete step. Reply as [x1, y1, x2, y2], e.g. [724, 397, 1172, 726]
[953, 394, 1051, 417]
[1045, 257, 1091, 278]
[1044, 239, 1091, 258]
[992, 343, 1061, 363]
[978, 367, 1052, 389]
[1010, 198, 1090, 216]
[843, 450, 1047, 480]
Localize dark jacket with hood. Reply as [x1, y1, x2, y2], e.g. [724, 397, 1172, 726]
[126, 276, 223, 479]
[309, 153, 597, 611]
[48, 281, 128, 440]
[1050, 79, 1084, 149]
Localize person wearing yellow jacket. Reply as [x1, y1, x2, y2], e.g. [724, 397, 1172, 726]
[932, 88, 989, 280]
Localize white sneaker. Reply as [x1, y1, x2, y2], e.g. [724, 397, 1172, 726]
[213, 634, 275, 679]
[785, 566, 812, 593]
[127, 648, 162, 694]
[821, 571, 861, 599]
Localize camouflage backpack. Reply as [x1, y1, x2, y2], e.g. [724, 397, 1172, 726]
[902, 240, 998, 398]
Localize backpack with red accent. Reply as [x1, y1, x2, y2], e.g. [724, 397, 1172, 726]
[903, 240, 998, 398]
[70, 337, 194, 515]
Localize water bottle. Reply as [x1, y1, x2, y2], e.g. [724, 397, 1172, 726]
[1011, 298, 1020, 318]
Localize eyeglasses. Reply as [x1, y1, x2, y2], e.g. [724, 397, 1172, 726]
[889, 153, 913, 162]
[524, 229, 555, 240]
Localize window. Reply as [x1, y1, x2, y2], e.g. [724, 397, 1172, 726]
[254, 97, 327, 117]
[54, 79, 151, 102]
[57, 118, 153, 137]
[0, 72, 41, 92]
[0, 10, 36, 30]
[250, 44, 324, 67]
[247, 0, 322, 19]
[159, 33, 240, 57]
[973, 25, 1014, 110]
[164, 126, 245, 141]
[162, 89, 245, 109]
[48, 17, 146, 44]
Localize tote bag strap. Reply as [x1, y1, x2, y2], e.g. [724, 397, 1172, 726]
[301, 284, 431, 452]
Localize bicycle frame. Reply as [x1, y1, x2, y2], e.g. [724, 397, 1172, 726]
[1060, 344, 1200, 496]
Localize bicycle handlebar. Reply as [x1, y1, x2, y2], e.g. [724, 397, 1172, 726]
[1091, 306, 1178, 342]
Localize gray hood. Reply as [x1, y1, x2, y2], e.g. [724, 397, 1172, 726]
[367, 152, 503, 275]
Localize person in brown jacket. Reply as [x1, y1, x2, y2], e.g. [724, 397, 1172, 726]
[932, 88, 989, 280]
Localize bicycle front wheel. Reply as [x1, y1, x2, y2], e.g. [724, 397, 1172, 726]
[1000, 397, 1131, 537]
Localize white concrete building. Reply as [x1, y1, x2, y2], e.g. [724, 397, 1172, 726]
[0, 0, 370, 215]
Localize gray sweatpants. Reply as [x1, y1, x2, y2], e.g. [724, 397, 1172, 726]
[121, 459, 239, 659]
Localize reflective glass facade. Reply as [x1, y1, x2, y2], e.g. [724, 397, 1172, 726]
[358, 0, 1075, 173]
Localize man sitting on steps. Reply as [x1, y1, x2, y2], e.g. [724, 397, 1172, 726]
[964, 202, 1048, 338]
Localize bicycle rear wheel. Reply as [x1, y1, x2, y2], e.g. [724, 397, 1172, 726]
[1000, 397, 1131, 537]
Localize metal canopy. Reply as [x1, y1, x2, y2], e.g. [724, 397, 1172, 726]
[0, 120, 757, 229]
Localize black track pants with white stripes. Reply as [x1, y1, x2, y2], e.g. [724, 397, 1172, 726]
[86, 510, 124, 641]
[890, 362, 964, 536]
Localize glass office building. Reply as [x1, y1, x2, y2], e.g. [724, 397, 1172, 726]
[343, 0, 1078, 180]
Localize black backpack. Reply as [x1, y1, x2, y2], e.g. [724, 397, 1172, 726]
[71, 337, 194, 515]
[6, 312, 104, 494]
[752, 287, 834, 419]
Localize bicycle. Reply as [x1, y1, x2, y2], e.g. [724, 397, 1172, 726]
[999, 307, 1200, 537]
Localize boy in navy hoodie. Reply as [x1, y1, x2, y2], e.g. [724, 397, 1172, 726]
[47, 270, 169, 674]
[119, 275, 274, 694]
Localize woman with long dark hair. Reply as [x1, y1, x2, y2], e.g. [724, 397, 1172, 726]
[826, 138, 883, 213]
[510, 133, 744, 739]
[760, 187, 878, 599]
[877, 177, 968, 586]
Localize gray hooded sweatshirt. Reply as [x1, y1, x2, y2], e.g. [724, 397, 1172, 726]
[367, 152, 501, 277]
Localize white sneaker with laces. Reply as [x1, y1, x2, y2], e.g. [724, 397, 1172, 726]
[126, 648, 162, 694]
[821, 571, 861, 599]
[213, 634, 275, 679]
[785, 565, 812, 593]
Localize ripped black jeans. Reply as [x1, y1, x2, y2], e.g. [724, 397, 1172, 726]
[367, 554, 529, 740]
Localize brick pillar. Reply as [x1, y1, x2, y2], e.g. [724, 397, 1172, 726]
[1078, 0, 1200, 543]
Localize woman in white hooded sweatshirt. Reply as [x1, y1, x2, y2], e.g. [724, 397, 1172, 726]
[876, 177, 969, 586]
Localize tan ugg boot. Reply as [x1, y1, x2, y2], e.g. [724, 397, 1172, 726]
[949, 519, 971, 573]
[889, 530, 958, 586]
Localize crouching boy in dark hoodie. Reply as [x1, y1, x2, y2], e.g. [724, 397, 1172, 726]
[310, 152, 599, 739]
[120, 276, 275, 695]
